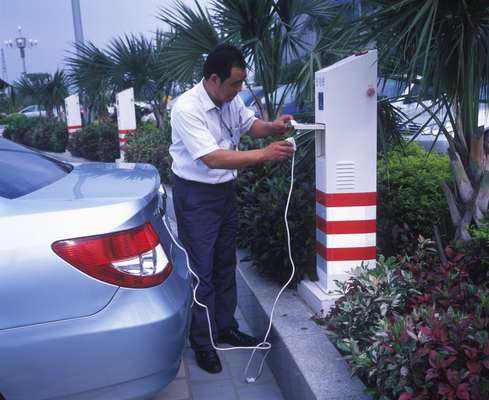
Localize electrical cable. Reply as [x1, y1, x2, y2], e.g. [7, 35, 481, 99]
[162, 136, 297, 384]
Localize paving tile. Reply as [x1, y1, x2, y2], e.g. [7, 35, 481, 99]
[224, 350, 276, 388]
[190, 381, 239, 400]
[187, 356, 232, 382]
[236, 382, 284, 400]
[154, 378, 190, 400]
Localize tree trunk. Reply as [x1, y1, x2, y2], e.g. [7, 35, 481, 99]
[445, 121, 489, 240]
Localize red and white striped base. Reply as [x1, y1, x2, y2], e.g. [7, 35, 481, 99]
[117, 129, 136, 162]
[315, 189, 376, 290]
[68, 125, 82, 135]
[118, 128, 136, 145]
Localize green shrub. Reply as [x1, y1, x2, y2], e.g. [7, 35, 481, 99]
[237, 135, 316, 286]
[2, 114, 67, 152]
[377, 142, 452, 256]
[29, 118, 68, 152]
[2, 113, 38, 143]
[68, 122, 119, 162]
[125, 120, 172, 184]
[327, 254, 419, 350]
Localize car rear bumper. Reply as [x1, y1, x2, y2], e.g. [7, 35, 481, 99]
[0, 273, 192, 400]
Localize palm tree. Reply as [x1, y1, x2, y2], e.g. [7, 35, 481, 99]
[67, 35, 174, 128]
[158, 0, 343, 120]
[332, 0, 489, 241]
[106, 33, 174, 128]
[66, 42, 114, 123]
[15, 70, 69, 118]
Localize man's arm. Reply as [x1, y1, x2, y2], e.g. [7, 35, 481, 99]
[248, 114, 293, 138]
[200, 141, 294, 169]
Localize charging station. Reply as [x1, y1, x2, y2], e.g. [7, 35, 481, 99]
[64, 93, 82, 136]
[116, 87, 136, 161]
[297, 50, 378, 315]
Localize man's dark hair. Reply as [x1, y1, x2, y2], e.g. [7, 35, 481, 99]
[203, 44, 246, 82]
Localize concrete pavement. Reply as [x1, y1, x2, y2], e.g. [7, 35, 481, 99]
[154, 309, 284, 400]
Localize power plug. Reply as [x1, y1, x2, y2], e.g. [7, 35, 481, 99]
[285, 137, 296, 151]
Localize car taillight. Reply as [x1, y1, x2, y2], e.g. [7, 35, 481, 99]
[52, 223, 172, 288]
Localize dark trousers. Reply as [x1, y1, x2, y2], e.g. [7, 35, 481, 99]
[172, 174, 239, 351]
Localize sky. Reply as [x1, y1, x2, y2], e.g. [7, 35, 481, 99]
[0, 0, 207, 83]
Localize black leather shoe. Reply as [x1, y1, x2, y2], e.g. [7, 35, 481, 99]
[195, 350, 222, 374]
[218, 329, 260, 347]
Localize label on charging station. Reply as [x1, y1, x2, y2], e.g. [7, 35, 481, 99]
[318, 92, 324, 111]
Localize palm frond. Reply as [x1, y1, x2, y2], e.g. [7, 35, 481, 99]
[157, 0, 220, 84]
[332, 0, 489, 159]
[106, 35, 156, 96]
[15, 70, 68, 117]
[65, 41, 114, 120]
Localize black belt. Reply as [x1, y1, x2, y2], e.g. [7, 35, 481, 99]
[171, 172, 235, 189]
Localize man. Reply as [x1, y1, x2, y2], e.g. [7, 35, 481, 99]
[170, 44, 294, 374]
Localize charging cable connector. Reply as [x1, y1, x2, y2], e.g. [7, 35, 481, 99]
[285, 137, 296, 151]
[289, 120, 325, 131]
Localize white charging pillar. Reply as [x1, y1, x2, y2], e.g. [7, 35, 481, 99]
[116, 87, 136, 161]
[298, 50, 378, 315]
[64, 93, 82, 136]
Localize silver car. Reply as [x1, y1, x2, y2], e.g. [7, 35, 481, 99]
[0, 137, 192, 400]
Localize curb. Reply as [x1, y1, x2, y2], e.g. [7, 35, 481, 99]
[236, 250, 371, 400]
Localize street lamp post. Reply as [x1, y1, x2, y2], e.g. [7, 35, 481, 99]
[4, 26, 38, 76]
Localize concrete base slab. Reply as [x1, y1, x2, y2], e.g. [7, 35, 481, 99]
[297, 280, 341, 318]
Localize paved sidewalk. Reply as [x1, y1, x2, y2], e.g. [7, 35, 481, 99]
[153, 309, 284, 400]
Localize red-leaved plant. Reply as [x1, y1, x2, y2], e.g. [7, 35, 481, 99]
[327, 239, 489, 399]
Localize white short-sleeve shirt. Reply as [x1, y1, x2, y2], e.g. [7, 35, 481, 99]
[170, 80, 257, 184]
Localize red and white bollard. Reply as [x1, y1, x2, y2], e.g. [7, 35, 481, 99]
[298, 50, 378, 315]
[116, 87, 136, 162]
[64, 94, 82, 137]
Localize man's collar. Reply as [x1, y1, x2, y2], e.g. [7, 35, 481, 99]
[198, 80, 219, 112]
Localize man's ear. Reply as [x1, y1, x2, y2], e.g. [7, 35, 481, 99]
[208, 73, 221, 86]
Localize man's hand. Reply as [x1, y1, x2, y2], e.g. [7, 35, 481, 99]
[248, 115, 294, 138]
[270, 114, 294, 135]
[262, 140, 295, 161]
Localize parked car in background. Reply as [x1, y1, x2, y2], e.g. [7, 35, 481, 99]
[242, 84, 305, 117]
[0, 137, 192, 400]
[18, 104, 47, 118]
[378, 78, 489, 152]
[239, 85, 263, 107]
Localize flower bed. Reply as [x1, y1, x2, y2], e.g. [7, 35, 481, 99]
[327, 239, 489, 400]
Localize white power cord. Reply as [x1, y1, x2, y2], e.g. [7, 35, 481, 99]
[162, 136, 297, 383]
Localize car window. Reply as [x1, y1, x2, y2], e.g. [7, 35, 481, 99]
[239, 87, 263, 106]
[480, 87, 488, 103]
[0, 140, 72, 199]
[378, 79, 408, 98]
[408, 83, 434, 99]
[239, 90, 254, 106]
[272, 85, 297, 105]
[21, 105, 35, 113]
